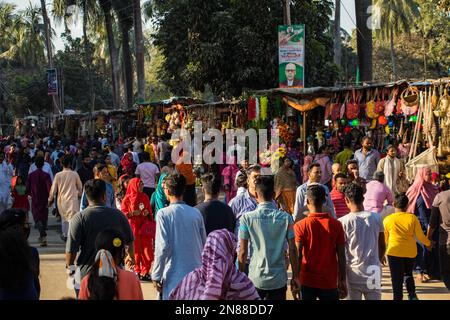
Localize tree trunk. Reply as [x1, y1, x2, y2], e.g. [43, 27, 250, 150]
[133, 0, 146, 102]
[102, 6, 121, 109]
[354, 0, 373, 82]
[282, 0, 291, 25]
[82, 2, 95, 113]
[423, 37, 428, 79]
[334, 0, 342, 68]
[121, 25, 134, 109]
[390, 27, 397, 81]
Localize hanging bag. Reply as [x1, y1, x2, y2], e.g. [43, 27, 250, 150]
[400, 86, 419, 115]
[331, 93, 341, 121]
[346, 89, 359, 119]
[366, 88, 378, 119]
[384, 87, 399, 117]
[375, 88, 386, 114]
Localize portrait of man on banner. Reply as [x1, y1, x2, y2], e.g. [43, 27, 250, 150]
[278, 24, 305, 89]
[279, 63, 303, 88]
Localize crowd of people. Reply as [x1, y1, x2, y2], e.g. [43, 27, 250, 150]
[0, 131, 449, 301]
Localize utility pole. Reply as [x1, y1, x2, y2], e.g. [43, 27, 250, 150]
[283, 0, 291, 25]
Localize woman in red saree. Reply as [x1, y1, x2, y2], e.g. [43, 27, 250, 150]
[121, 178, 155, 281]
[120, 152, 136, 177]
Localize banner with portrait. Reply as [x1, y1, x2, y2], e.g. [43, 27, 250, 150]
[47, 68, 58, 96]
[278, 25, 305, 88]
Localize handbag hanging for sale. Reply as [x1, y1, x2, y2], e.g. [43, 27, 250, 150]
[331, 93, 342, 121]
[366, 88, 379, 119]
[384, 87, 399, 117]
[346, 90, 359, 120]
[375, 88, 387, 114]
[400, 86, 419, 115]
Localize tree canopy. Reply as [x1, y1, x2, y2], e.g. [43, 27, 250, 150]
[148, 0, 339, 98]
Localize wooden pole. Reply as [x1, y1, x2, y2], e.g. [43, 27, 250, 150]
[303, 111, 307, 155]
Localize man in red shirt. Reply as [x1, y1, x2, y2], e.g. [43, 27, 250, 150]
[293, 184, 347, 300]
[330, 173, 350, 219]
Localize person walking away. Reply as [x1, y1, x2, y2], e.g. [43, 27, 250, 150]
[238, 176, 300, 300]
[339, 183, 386, 300]
[28, 150, 54, 182]
[293, 184, 347, 300]
[195, 173, 235, 235]
[293, 163, 336, 220]
[428, 188, 450, 290]
[0, 209, 40, 300]
[363, 171, 394, 214]
[11, 175, 30, 213]
[169, 229, 260, 300]
[0, 152, 14, 213]
[78, 229, 143, 300]
[354, 136, 380, 181]
[406, 167, 440, 282]
[383, 193, 432, 300]
[157, 138, 170, 168]
[66, 179, 135, 297]
[334, 138, 353, 175]
[151, 174, 206, 300]
[80, 163, 116, 211]
[48, 156, 83, 241]
[121, 178, 155, 282]
[106, 145, 121, 168]
[221, 157, 240, 203]
[135, 152, 160, 200]
[275, 157, 298, 215]
[377, 145, 405, 195]
[330, 173, 350, 219]
[175, 152, 197, 206]
[26, 156, 52, 247]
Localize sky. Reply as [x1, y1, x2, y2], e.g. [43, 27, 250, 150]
[12, 0, 357, 51]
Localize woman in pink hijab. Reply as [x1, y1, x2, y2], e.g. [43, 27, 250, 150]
[406, 167, 440, 282]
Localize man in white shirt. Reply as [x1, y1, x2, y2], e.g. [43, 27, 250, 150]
[135, 152, 160, 200]
[28, 150, 54, 182]
[338, 183, 386, 300]
[0, 152, 14, 213]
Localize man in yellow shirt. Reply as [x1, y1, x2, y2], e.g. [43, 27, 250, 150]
[383, 193, 432, 300]
[144, 137, 156, 164]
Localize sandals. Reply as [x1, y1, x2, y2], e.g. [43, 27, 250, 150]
[139, 274, 152, 282]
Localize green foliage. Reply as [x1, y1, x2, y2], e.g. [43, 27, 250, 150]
[54, 33, 113, 111]
[148, 0, 339, 98]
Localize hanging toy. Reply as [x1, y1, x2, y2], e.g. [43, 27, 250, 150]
[260, 96, 268, 121]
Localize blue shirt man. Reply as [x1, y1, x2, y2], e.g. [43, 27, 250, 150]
[238, 175, 300, 300]
[151, 174, 206, 300]
[354, 137, 381, 181]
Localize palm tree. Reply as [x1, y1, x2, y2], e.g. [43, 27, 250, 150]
[0, 3, 47, 68]
[99, 0, 121, 109]
[112, 0, 134, 109]
[355, 0, 373, 82]
[374, 0, 419, 81]
[133, 0, 146, 102]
